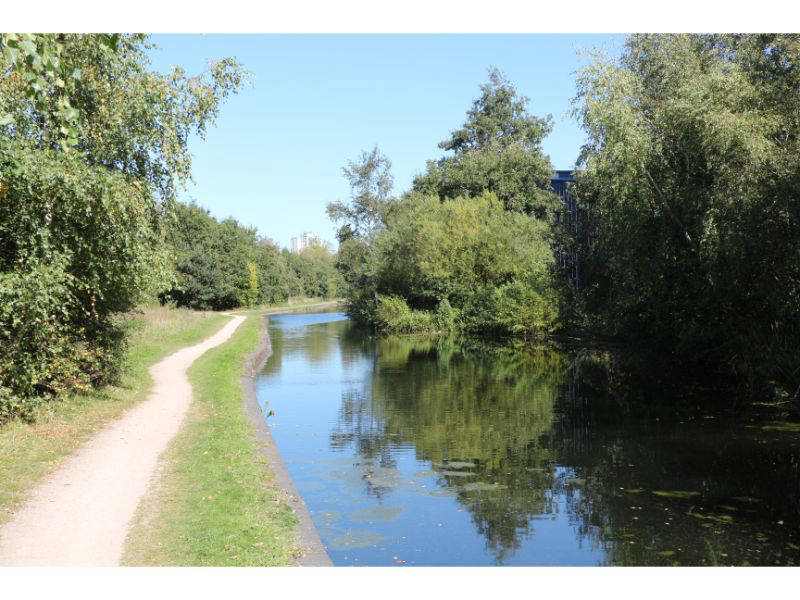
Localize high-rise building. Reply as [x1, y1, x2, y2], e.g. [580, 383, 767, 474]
[290, 231, 324, 253]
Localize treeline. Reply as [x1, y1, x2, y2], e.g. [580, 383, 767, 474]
[162, 201, 340, 311]
[568, 34, 800, 395]
[0, 34, 245, 421]
[332, 37, 800, 399]
[330, 69, 562, 338]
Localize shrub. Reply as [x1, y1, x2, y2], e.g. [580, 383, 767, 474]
[374, 295, 437, 334]
[0, 257, 124, 421]
[0, 34, 244, 419]
[433, 298, 458, 331]
[367, 192, 560, 336]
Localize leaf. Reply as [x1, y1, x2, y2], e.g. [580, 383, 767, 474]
[18, 39, 37, 55]
[3, 46, 20, 64]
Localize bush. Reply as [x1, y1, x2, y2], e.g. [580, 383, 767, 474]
[0, 257, 125, 421]
[363, 192, 560, 336]
[433, 298, 458, 331]
[374, 295, 437, 334]
[0, 34, 243, 420]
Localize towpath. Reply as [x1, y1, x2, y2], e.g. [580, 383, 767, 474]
[0, 316, 244, 566]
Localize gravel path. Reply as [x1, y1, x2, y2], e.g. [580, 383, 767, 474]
[0, 315, 245, 566]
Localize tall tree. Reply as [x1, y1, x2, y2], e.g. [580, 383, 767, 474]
[412, 68, 556, 216]
[0, 34, 245, 419]
[572, 34, 800, 395]
[327, 147, 396, 320]
[327, 145, 395, 241]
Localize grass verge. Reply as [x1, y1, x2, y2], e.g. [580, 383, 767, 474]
[232, 297, 342, 316]
[0, 306, 227, 524]
[122, 316, 299, 566]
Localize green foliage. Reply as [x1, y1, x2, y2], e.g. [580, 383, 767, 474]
[246, 262, 259, 308]
[341, 189, 559, 336]
[412, 68, 557, 216]
[0, 34, 244, 419]
[572, 34, 800, 394]
[433, 298, 458, 331]
[332, 74, 563, 337]
[164, 202, 341, 310]
[327, 146, 395, 239]
[0, 34, 118, 150]
[0, 257, 79, 420]
[376, 192, 559, 335]
[374, 295, 436, 334]
[282, 244, 342, 300]
[327, 146, 395, 319]
[373, 296, 459, 334]
[253, 240, 293, 305]
[163, 203, 255, 310]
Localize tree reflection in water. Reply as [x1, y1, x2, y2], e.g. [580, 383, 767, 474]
[330, 332, 567, 562]
[326, 327, 800, 565]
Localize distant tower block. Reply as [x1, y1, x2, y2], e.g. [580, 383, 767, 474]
[290, 231, 324, 253]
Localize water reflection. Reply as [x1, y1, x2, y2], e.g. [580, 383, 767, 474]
[258, 312, 800, 566]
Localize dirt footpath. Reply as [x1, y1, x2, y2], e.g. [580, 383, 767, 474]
[0, 315, 244, 566]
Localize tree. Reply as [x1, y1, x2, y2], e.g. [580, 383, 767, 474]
[327, 145, 395, 241]
[246, 262, 259, 308]
[412, 68, 557, 216]
[327, 147, 396, 320]
[254, 239, 292, 305]
[0, 34, 245, 419]
[163, 203, 259, 311]
[283, 243, 341, 300]
[372, 192, 559, 335]
[572, 34, 800, 396]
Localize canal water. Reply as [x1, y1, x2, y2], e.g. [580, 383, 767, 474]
[256, 311, 800, 566]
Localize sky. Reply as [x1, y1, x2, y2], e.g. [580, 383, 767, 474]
[147, 34, 624, 249]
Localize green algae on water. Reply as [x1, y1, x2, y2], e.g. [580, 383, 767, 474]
[330, 530, 385, 550]
[439, 470, 476, 478]
[461, 482, 507, 492]
[350, 506, 403, 523]
[652, 490, 700, 499]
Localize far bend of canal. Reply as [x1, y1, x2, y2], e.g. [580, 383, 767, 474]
[256, 311, 800, 566]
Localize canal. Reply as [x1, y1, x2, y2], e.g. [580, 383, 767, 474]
[256, 311, 800, 566]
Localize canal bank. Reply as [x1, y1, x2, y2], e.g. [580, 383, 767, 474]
[122, 315, 302, 566]
[241, 316, 332, 566]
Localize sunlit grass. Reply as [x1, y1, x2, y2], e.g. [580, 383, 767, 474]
[231, 296, 342, 316]
[122, 316, 299, 565]
[0, 306, 227, 524]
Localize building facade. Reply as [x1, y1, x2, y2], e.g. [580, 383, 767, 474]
[290, 231, 324, 253]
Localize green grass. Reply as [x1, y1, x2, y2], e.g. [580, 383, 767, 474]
[0, 306, 227, 524]
[122, 316, 299, 566]
[232, 296, 342, 316]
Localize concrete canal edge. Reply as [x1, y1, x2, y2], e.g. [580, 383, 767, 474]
[241, 315, 333, 567]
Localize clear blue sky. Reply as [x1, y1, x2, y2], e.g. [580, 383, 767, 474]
[147, 34, 623, 249]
